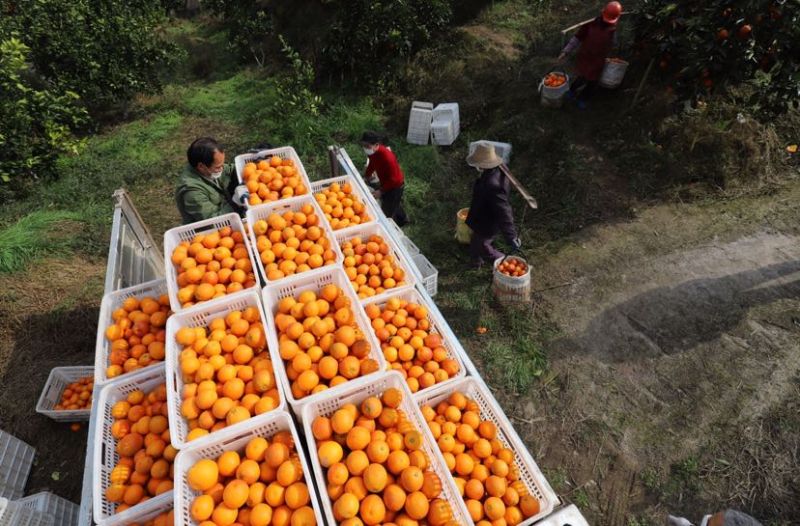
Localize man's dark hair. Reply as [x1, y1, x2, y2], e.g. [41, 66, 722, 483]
[360, 131, 389, 146]
[187, 137, 224, 168]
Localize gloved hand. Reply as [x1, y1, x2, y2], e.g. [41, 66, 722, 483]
[510, 237, 522, 253]
[232, 185, 250, 207]
[667, 516, 694, 526]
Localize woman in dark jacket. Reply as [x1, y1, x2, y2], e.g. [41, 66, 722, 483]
[465, 143, 521, 267]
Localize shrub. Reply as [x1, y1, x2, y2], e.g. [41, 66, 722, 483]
[320, 0, 452, 85]
[0, 38, 87, 190]
[634, 0, 800, 116]
[2, 0, 179, 114]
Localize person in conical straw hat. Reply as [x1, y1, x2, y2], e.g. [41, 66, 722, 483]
[465, 143, 521, 268]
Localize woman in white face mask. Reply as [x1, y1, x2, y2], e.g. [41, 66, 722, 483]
[360, 131, 409, 226]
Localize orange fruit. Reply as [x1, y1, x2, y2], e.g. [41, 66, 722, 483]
[404, 491, 430, 520]
[187, 459, 218, 491]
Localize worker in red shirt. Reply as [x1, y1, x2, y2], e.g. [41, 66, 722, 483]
[361, 131, 409, 226]
[557, 1, 621, 109]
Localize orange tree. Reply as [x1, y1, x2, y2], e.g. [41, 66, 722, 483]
[634, 0, 799, 115]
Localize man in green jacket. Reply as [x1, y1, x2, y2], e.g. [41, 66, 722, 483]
[175, 137, 250, 224]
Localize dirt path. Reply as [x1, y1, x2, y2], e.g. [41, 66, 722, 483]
[494, 186, 800, 525]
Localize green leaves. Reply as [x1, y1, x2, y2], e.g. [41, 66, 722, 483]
[635, 0, 800, 116]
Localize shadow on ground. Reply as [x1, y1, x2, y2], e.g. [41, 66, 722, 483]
[0, 305, 98, 502]
[554, 260, 800, 362]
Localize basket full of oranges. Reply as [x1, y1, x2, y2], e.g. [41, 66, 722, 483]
[492, 256, 531, 303]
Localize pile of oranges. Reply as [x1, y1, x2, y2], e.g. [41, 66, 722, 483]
[314, 182, 372, 230]
[274, 285, 379, 400]
[542, 72, 567, 88]
[241, 156, 309, 206]
[131, 510, 174, 526]
[170, 227, 258, 308]
[420, 392, 541, 525]
[342, 234, 408, 299]
[496, 257, 528, 278]
[176, 307, 281, 443]
[187, 432, 317, 526]
[104, 295, 171, 380]
[54, 375, 94, 410]
[252, 203, 338, 282]
[365, 297, 460, 393]
[310, 387, 458, 525]
[105, 384, 176, 515]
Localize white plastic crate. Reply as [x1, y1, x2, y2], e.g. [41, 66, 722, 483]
[415, 377, 559, 525]
[431, 102, 460, 146]
[412, 253, 438, 297]
[92, 365, 173, 526]
[35, 366, 94, 422]
[334, 222, 417, 304]
[407, 101, 434, 145]
[17, 492, 79, 526]
[310, 174, 381, 233]
[0, 430, 35, 500]
[233, 145, 312, 193]
[163, 213, 259, 313]
[469, 140, 512, 165]
[94, 278, 170, 386]
[361, 288, 467, 394]
[173, 410, 324, 526]
[164, 289, 285, 449]
[301, 371, 472, 525]
[245, 194, 344, 286]
[0, 498, 53, 526]
[401, 235, 421, 256]
[262, 267, 386, 419]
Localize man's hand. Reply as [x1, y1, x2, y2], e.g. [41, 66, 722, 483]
[510, 237, 522, 253]
[371, 188, 382, 199]
[233, 185, 250, 207]
[556, 53, 567, 64]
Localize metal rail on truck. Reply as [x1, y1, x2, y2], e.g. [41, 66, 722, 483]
[103, 189, 164, 294]
[80, 189, 165, 526]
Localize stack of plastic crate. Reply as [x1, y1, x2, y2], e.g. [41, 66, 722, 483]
[431, 102, 460, 146]
[406, 101, 434, 145]
[0, 431, 35, 500]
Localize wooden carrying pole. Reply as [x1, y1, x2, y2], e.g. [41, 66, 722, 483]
[499, 164, 538, 210]
[561, 12, 632, 34]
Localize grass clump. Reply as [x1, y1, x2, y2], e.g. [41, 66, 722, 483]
[0, 210, 83, 273]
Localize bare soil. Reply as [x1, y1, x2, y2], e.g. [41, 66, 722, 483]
[488, 183, 800, 524]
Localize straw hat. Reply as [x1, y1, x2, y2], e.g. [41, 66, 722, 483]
[466, 143, 503, 169]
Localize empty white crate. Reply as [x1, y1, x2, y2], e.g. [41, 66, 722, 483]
[36, 366, 94, 422]
[0, 430, 35, 500]
[412, 253, 438, 297]
[0, 497, 52, 526]
[416, 377, 560, 525]
[17, 492, 79, 526]
[407, 101, 434, 145]
[469, 140, 512, 164]
[431, 102, 460, 146]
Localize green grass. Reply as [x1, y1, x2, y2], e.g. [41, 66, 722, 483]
[0, 211, 83, 273]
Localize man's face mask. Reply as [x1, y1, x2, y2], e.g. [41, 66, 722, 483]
[209, 169, 223, 180]
[363, 147, 375, 156]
